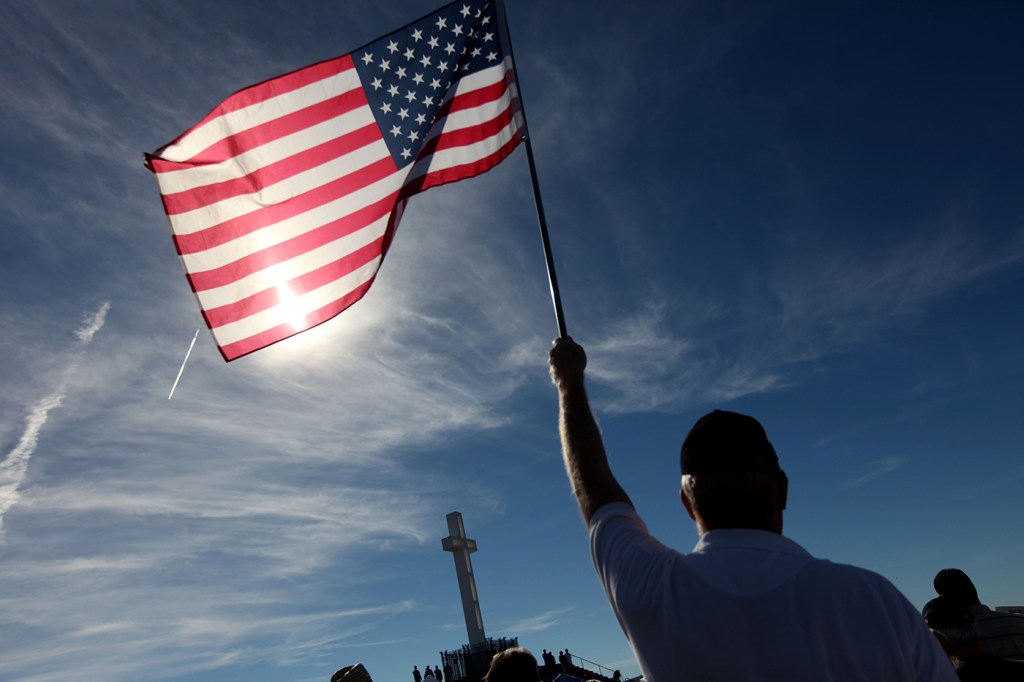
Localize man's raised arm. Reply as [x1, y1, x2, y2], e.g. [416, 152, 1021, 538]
[549, 337, 632, 522]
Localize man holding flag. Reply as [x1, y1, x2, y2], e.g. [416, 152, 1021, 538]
[548, 336, 957, 681]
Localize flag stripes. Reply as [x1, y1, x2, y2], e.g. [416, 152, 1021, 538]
[147, 0, 523, 360]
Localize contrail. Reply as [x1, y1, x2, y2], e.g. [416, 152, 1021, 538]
[0, 301, 111, 539]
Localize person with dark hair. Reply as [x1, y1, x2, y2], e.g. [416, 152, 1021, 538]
[482, 647, 541, 682]
[934, 568, 1024, 661]
[548, 337, 956, 682]
[433, 665, 442, 680]
[923, 595, 1024, 681]
[332, 664, 372, 682]
[412, 667, 422, 682]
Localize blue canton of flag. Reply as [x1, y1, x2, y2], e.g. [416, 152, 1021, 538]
[355, 1, 507, 167]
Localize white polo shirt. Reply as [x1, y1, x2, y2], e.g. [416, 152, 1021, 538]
[589, 502, 957, 682]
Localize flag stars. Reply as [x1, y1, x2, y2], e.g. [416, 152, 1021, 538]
[354, 3, 507, 167]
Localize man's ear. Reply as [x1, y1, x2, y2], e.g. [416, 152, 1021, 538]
[680, 480, 697, 521]
[777, 469, 789, 511]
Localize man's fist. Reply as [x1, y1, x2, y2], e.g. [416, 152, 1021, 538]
[549, 336, 587, 388]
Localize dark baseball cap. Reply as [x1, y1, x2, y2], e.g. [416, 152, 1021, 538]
[680, 410, 779, 475]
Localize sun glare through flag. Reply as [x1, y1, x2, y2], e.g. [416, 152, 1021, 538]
[146, 0, 523, 361]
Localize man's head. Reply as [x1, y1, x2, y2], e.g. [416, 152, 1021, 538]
[482, 648, 540, 682]
[679, 410, 787, 534]
[923, 595, 982, 663]
[934, 568, 981, 606]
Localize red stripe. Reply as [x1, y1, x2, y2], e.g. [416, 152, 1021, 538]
[186, 88, 369, 165]
[204, 236, 385, 327]
[152, 88, 368, 176]
[402, 132, 520, 198]
[173, 155, 395, 255]
[161, 122, 380, 215]
[187, 191, 398, 292]
[217, 274, 378, 361]
[424, 75, 508, 130]
[448, 77, 509, 115]
[417, 105, 514, 160]
[153, 56, 356, 157]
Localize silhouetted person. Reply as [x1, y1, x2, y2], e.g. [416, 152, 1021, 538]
[924, 596, 1024, 681]
[443, 663, 453, 682]
[549, 337, 957, 682]
[423, 665, 435, 680]
[482, 647, 541, 682]
[434, 665, 442, 680]
[934, 568, 1024, 661]
[412, 666, 422, 682]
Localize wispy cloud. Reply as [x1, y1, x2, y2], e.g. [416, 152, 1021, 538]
[0, 301, 109, 539]
[501, 607, 574, 634]
[843, 456, 907, 489]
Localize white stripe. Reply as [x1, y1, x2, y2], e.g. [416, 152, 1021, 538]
[443, 82, 516, 134]
[181, 166, 406, 275]
[407, 113, 518, 185]
[210, 255, 383, 346]
[155, 105, 377, 196]
[195, 211, 391, 311]
[450, 62, 509, 98]
[167, 137, 391, 236]
[159, 62, 362, 162]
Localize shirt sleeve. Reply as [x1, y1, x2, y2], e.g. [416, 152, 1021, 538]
[589, 502, 678, 619]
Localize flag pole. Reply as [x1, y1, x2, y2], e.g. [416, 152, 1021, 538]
[497, 0, 568, 340]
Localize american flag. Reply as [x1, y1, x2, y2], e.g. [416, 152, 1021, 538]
[146, 0, 523, 361]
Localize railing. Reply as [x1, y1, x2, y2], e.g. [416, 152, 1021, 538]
[568, 652, 617, 680]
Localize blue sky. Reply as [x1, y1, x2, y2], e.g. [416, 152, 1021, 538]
[2, 1, 1023, 681]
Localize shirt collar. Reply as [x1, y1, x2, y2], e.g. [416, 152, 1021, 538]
[693, 528, 811, 558]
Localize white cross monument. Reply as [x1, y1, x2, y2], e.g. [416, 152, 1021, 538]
[441, 511, 486, 645]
